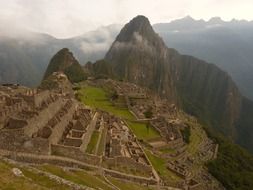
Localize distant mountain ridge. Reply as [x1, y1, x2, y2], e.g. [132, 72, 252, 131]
[99, 15, 253, 153]
[153, 16, 253, 100]
[0, 25, 120, 86]
[0, 16, 253, 101]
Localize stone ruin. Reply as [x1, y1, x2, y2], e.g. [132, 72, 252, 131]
[96, 79, 178, 120]
[149, 117, 185, 149]
[102, 113, 153, 176]
[0, 79, 157, 184]
[0, 77, 221, 188]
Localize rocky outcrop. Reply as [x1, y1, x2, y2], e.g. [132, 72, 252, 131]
[43, 48, 86, 83]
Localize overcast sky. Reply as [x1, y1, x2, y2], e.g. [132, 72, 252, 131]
[1, 0, 253, 38]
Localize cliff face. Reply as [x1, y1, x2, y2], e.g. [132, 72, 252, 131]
[43, 48, 86, 83]
[104, 15, 253, 151]
[236, 98, 253, 151]
[175, 54, 242, 136]
[105, 16, 177, 102]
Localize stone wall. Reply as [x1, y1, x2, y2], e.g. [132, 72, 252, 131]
[22, 90, 50, 108]
[0, 148, 157, 185]
[0, 101, 26, 121]
[51, 144, 101, 165]
[103, 156, 152, 173]
[188, 183, 203, 190]
[34, 90, 50, 107]
[49, 101, 77, 144]
[0, 150, 97, 171]
[166, 138, 184, 149]
[104, 169, 157, 185]
[0, 130, 49, 154]
[5, 118, 28, 129]
[80, 112, 98, 152]
[24, 98, 66, 137]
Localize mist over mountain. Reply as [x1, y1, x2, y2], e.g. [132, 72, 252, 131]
[0, 33, 58, 86]
[0, 16, 253, 102]
[153, 16, 253, 100]
[90, 15, 253, 154]
[1, 14, 253, 189]
[0, 24, 121, 87]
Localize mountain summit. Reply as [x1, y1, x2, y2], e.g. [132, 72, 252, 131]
[102, 15, 253, 153]
[114, 15, 160, 44]
[105, 15, 175, 100]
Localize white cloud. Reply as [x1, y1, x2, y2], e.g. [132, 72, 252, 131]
[111, 32, 153, 53]
[80, 24, 122, 54]
[0, 0, 253, 38]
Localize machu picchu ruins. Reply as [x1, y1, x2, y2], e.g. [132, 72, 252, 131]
[0, 69, 225, 189]
[2, 4, 253, 189]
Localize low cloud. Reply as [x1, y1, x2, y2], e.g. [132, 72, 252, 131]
[1, 0, 253, 38]
[112, 32, 152, 52]
[80, 24, 121, 55]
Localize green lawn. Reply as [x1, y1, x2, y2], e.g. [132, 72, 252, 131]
[108, 177, 154, 190]
[21, 168, 70, 190]
[77, 86, 160, 141]
[78, 87, 134, 120]
[97, 128, 107, 156]
[186, 122, 203, 155]
[127, 121, 160, 141]
[86, 130, 100, 154]
[0, 160, 70, 190]
[159, 148, 176, 154]
[38, 164, 114, 190]
[144, 150, 181, 184]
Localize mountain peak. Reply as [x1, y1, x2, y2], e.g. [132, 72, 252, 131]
[208, 17, 223, 24]
[182, 15, 195, 21]
[43, 48, 86, 83]
[43, 48, 76, 79]
[115, 15, 156, 43]
[129, 15, 150, 25]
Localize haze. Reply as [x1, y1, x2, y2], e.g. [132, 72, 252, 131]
[1, 0, 253, 38]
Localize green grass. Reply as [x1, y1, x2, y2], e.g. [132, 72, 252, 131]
[205, 126, 253, 190]
[186, 122, 203, 155]
[38, 164, 114, 190]
[78, 87, 134, 120]
[159, 148, 176, 154]
[86, 130, 100, 154]
[0, 160, 69, 190]
[108, 177, 154, 190]
[21, 168, 69, 189]
[106, 164, 150, 178]
[144, 150, 181, 184]
[127, 121, 160, 141]
[97, 128, 107, 156]
[77, 86, 160, 141]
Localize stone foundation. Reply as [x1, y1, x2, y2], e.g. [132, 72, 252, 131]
[51, 144, 101, 165]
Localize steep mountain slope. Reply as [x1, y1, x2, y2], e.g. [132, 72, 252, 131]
[105, 16, 177, 101]
[43, 48, 86, 83]
[153, 17, 253, 100]
[104, 15, 253, 152]
[2, 18, 253, 100]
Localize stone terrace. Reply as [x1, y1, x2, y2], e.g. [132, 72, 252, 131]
[102, 113, 154, 178]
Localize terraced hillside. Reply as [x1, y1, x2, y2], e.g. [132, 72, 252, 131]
[75, 79, 224, 189]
